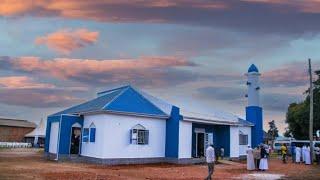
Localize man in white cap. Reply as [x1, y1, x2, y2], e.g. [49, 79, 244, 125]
[205, 144, 215, 180]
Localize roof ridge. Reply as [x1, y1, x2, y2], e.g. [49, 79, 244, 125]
[102, 86, 130, 110]
[97, 85, 130, 96]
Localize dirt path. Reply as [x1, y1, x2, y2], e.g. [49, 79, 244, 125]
[0, 149, 319, 179]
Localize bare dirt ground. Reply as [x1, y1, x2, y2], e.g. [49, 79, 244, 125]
[0, 149, 319, 180]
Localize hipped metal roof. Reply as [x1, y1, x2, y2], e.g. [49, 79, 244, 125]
[50, 85, 169, 118]
[50, 85, 253, 126]
[0, 118, 36, 128]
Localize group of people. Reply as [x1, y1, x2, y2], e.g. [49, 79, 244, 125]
[206, 143, 320, 179]
[293, 144, 311, 164]
[291, 144, 320, 165]
[246, 144, 269, 171]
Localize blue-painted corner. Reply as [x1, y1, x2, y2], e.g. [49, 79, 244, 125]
[165, 106, 181, 158]
[45, 115, 83, 154]
[246, 106, 263, 148]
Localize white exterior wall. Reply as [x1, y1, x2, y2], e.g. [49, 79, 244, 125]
[239, 126, 252, 156]
[81, 114, 166, 159]
[230, 126, 239, 158]
[178, 121, 192, 159]
[49, 122, 59, 154]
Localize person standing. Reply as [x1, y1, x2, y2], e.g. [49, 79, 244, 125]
[280, 144, 287, 163]
[314, 145, 320, 165]
[253, 146, 261, 170]
[259, 145, 269, 171]
[220, 147, 225, 160]
[205, 144, 215, 180]
[302, 144, 307, 163]
[295, 146, 301, 164]
[291, 144, 296, 163]
[246, 145, 255, 170]
[305, 146, 311, 165]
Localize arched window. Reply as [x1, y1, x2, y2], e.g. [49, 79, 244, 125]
[130, 124, 149, 145]
[239, 130, 248, 145]
[89, 123, 96, 143]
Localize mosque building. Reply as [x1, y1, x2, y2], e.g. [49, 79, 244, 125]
[45, 64, 263, 164]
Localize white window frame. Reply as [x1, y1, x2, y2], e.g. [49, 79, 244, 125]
[239, 130, 248, 145]
[130, 124, 149, 145]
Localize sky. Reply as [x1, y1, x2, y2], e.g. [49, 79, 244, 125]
[0, 0, 320, 134]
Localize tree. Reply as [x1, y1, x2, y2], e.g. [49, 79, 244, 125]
[267, 120, 279, 140]
[285, 70, 320, 139]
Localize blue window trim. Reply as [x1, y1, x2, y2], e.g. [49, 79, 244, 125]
[83, 128, 89, 142]
[90, 128, 96, 142]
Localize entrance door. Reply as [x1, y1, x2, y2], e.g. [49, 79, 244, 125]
[70, 127, 81, 154]
[197, 133, 205, 157]
[49, 122, 59, 154]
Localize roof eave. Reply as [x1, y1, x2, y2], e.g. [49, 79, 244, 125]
[182, 116, 238, 125]
[79, 110, 169, 119]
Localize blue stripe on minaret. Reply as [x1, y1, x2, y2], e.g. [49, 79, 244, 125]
[246, 106, 263, 148]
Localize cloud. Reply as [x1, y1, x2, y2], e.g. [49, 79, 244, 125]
[0, 88, 84, 108]
[1, 1, 320, 35]
[197, 86, 302, 112]
[0, 76, 55, 89]
[241, 0, 320, 13]
[197, 86, 245, 102]
[35, 28, 99, 54]
[0, 56, 197, 87]
[262, 61, 320, 87]
[0, 75, 87, 107]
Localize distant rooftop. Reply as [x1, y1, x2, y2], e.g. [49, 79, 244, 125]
[0, 118, 36, 128]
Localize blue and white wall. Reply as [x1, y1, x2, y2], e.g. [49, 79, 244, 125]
[45, 114, 83, 155]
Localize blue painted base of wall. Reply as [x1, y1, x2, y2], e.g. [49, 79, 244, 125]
[246, 106, 263, 148]
[191, 123, 230, 158]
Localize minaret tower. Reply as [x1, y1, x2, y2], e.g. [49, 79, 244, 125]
[245, 64, 263, 148]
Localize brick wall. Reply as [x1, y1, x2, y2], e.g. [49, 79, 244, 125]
[0, 126, 35, 142]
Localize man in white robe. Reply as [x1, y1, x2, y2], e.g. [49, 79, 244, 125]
[302, 145, 307, 162]
[305, 146, 311, 165]
[295, 146, 301, 163]
[246, 146, 255, 170]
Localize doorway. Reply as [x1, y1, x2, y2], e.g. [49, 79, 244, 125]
[70, 127, 81, 154]
[196, 133, 205, 157]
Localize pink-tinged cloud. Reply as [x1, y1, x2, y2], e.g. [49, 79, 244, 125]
[0, 76, 55, 89]
[0, 56, 196, 87]
[262, 61, 320, 87]
[0, 0, 227, 18]
[35, 29, 99, 54]
[1, 1, 320, 34]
